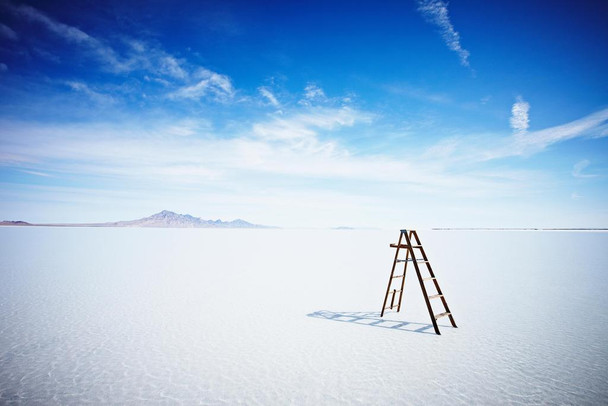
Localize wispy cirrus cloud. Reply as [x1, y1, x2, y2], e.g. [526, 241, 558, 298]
[19, 169, 53, 177]
[421, 106, 608, 165]
[512, 107, 608, 155]
[65, 81, 116, 105]
[252, 107, 372, 155]
[0, 22, 18, 40]
[299, 83, 327, 106]
[258, 86, 280, 107]
[417, 0, 471, 67]
[572, 159, 597, 178]
[5, 2, 234, 103]
[163, 119, 212, 138]
[510, 96, 530, 134]
[304, 83, 325, 100]
[9, 3, 122, 69]
[12, 4, 90, 42]
[119, 40, 189, 80]
[169, 68, 235, 101]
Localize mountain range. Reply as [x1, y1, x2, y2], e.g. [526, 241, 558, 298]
[0, 210, 270, 228]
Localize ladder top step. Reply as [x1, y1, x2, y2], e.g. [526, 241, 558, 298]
[390, 244, 423, 248]
[434, 312, 451, 320]
[428, 294, 443, 300]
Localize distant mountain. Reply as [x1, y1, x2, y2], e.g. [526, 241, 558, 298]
[0, 211, 271, 228]
[109, 210, 268, 228]
[0, 220, 31, 226]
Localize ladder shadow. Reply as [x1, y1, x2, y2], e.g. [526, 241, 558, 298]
[307, 310, 444, 335]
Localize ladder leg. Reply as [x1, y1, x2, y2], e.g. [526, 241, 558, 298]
[404, 231, 441, 335]
[412, 230, 457, 330]
[396, 246, 409, 312]
[381, 231, 404, 317]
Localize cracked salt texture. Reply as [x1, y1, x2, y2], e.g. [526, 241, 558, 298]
[0, 228, 607, 404]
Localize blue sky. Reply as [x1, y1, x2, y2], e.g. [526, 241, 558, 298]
[0, 0, 607, 227]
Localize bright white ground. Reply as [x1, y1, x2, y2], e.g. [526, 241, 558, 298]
[1, 228, 607, 405]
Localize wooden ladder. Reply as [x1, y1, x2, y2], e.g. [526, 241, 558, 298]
[380, 229, 457, 335]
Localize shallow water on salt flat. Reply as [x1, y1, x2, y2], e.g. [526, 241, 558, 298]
[1, 228, 607, 405]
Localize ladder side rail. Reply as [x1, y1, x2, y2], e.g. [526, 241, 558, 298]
[425, 258, 457, 327]
[404, 231, 441, 335]
[381, 231, 404, 316]
[395, 230, 417, 312]
[411, 230, 435, 280]
[412, 231, 457, 328]
[396, 232, 410, 312]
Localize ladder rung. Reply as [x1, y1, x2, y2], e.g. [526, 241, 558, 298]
[423, 277, 436, 281]
[396, 259, 429, 263]
[428, 294, 443, 300]
[391, 290, 403, 293]
[392, 274, 404, 278]
[434, 312, 450, 320]
[390, 244, 423, 249]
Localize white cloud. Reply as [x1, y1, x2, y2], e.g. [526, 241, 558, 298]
[511, 107, 608, 155]
[572, 159, 597, 178]
[14, 4, 91, 43]
[19, 169, 53, 177]
[417, 0, 471, 67]
[117, 41, 189, 80]
[170, 68, 235, 101]
[298, 84, 359, 109]
[298, 83, 331, 107]
[65, 81, 116, 105]
[8, 99, 598, 227]
[158, 56, 188, 80]
[422, 107, 608, 165]
[571, 192, 582, 200]
[0, 23, 18, 40]
[8, 2, 230, 96]
[304, 83, 326, 100]
[5, 4, 250, 111]
[9, 3, 129, 73]
[252, 107, 369, 151]
[0, 104, 529, 209]
[258, 86, 280, 107]
[163, 119, 212, 137]
[510, 96, 530, 134]
[422, 137, 460, 159]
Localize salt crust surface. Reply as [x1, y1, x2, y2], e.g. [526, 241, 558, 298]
[1, 228, 607, 405]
